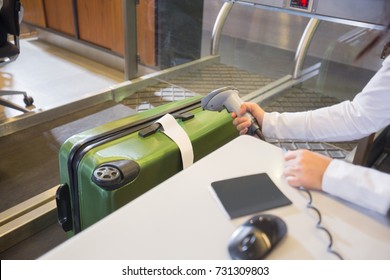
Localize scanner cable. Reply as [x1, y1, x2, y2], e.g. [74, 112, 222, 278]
[298, 187, 344, 260]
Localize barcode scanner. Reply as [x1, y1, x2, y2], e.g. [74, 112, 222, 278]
[201, 86, 265, 140]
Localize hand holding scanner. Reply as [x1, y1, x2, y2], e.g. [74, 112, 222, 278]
[201, 86, 265, 140]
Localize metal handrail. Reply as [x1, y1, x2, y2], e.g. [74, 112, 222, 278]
[293, 18, 321, 80]
[210, 1, 234, 55]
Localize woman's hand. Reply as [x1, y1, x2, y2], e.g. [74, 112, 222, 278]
[283, 149, 332, 190]
[231, 103, 265, 135]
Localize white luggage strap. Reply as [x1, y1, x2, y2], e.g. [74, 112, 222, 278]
[155, 114, 194, 169]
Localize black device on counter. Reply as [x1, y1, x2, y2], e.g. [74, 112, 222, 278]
[210, 173, 292, 219]
[228, 214, 287, 260]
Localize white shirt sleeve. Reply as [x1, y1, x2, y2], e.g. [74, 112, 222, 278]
[262, 56, 390, 215]
[323, 160, 390, 215]
[263, 56, 390, 142]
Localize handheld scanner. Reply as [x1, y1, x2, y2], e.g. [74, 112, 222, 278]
[201, 86, 265, 140]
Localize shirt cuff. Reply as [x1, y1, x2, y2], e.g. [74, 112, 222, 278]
[322, 159, 390, 215]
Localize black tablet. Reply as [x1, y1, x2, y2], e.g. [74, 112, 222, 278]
[211, 173, 292, 219]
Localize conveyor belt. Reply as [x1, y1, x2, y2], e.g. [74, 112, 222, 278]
[260, 86, 357, 153]
[121, 63, 275, 111]
[121, 63, 356, 155]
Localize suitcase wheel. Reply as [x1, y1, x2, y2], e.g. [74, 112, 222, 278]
[92, 160, 140, 191]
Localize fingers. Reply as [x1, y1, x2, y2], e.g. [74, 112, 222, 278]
[239, 127, 248, 135]
[282, 149, 331, 190]
[231, 104, 250, 119]
[245, 103, 265, 126]
[232, 109, 252, 134]
[283, 150, 298, 161]
[284, 175, 302, 187]
[283, 164, 305, 187]
[231, 103, 262, 135]
[283, 150, 306, 185]
[238, 104, 249, 116]
[233, 118, 251, 134]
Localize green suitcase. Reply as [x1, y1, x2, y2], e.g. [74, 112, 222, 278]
[56, 96, 238, 235]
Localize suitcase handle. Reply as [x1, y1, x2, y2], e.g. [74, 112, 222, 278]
[138, 123, 162, 138]
[56, 184, 73, 232]
[138, 113, 194, 138]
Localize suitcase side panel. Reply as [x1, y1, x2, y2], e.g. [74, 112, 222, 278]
[57, 97, 203, 233]
[76, 109, 238, 232]
[78, 135, 180, 230]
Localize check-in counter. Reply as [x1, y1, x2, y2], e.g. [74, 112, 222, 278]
[21, 0, 153, 65]
[76, 0, 124, 54]
[21, 0, 203, 70]
[44, 0, 76, 36]
[40, 136, 390, 260]
[21, 0, 46, 28]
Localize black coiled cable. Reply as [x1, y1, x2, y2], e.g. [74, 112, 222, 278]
[298, 187, 344, 260]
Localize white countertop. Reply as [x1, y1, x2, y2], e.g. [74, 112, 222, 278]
[41, 135, 390, 260]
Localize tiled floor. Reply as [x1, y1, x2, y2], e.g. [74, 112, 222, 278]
[0, 36, 125, 120]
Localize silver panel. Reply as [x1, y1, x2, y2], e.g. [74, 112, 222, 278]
[233, 0, 389, 26]
[315, 0, 389, 25]
[0, 186, 58, 253]
[122, 0, 138, 80]
[240, 0, 285, 7]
